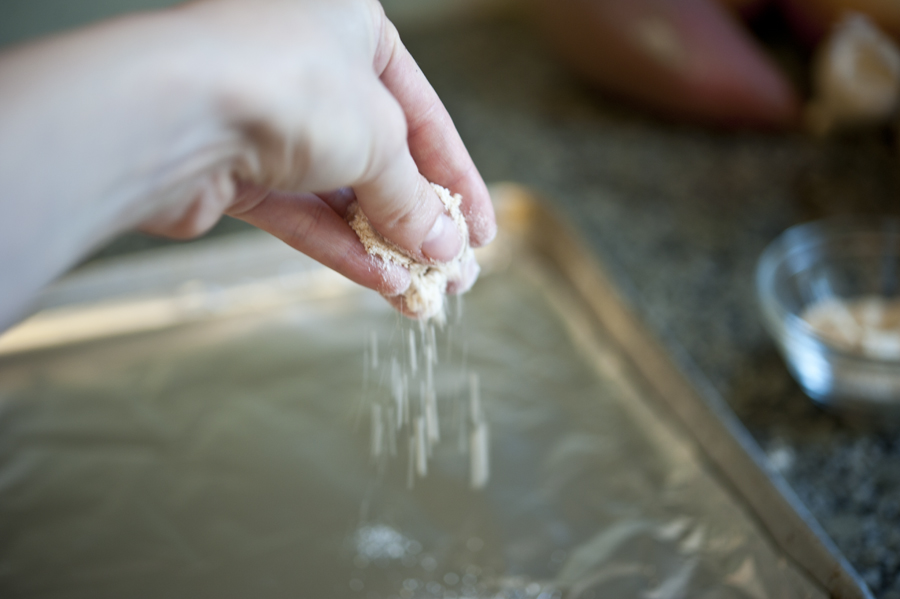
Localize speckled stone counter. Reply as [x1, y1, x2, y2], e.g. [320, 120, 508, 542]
[85, 14, 900, 598]
[396, 17, 900, 597]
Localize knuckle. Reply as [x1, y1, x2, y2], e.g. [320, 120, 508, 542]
[358, 96, 409, 186]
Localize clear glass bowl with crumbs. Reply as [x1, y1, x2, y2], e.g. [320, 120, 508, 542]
[757, 217, 900, 418]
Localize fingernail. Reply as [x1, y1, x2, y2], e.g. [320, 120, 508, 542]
[421, 213, 462, 262]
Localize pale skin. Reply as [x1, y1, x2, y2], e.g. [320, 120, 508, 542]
[0, 0, 496, 332]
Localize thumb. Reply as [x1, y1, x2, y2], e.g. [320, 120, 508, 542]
[350, 85, 464, 263]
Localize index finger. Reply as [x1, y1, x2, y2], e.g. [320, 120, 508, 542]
[373, 16, 496, 248]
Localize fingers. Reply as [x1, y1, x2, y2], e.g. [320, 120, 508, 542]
[317, 186, 477, 299]
[317, 185, 445, 240]
[382, 252, 479, 319]
[350, 115, 465, 263]
[228, 183, 473, 310]
[316, 186, 358, 219]
[227, 182, 411, 296]
[193, 0, 493, 275]
[226, 47, 467, 265]
[371, 12, 496, 248]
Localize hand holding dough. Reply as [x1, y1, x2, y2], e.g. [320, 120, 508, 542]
[0, 0, 496, 331]
[349, 183, 479, 324]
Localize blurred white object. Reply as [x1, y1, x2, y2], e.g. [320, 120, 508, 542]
[757, 218, 900, 413]
[803, 296, 900, 360]
[806, 14, 900, 135]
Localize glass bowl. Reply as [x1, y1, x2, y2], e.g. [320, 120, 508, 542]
[757, 218, 900, 418]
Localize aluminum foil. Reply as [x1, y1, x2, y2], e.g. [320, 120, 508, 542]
[0, 251, 825, 598]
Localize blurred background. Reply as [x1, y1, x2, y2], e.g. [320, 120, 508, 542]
[3, 0, 900, 596]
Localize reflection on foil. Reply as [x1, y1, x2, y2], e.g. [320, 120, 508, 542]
[354, 525, 422, 563]
[0, 253, 824, 598]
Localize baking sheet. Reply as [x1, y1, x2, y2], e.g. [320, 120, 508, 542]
[0, 189, 841, 598]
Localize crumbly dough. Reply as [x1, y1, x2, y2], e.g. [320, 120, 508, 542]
[348, 183, 476, 324]
[803, 296, 900, 360]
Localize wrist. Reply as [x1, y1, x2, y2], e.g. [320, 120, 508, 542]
[0, 9, 240, 325]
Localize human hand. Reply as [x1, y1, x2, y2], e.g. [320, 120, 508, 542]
[144, 0, 495, 296]
[0, 0, 495, 329]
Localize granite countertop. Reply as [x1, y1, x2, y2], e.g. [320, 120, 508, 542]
[401, 15, 900, 598]
[74, 11, 900, 599]
[403, 15, 900, 597]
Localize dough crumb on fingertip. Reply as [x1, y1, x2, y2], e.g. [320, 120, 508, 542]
[347, 183, 477, 324]
[377, 260, 411, 297]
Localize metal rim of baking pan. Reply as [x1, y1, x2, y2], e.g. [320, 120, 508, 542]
[0, 183, 872, 599]
[489, 183, 872, 599]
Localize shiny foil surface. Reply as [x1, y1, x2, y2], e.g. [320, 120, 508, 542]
[0, 239, 824, 598]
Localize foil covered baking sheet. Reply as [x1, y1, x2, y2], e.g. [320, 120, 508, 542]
[0, 191, 836, 598]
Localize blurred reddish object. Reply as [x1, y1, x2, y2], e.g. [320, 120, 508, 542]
[716, 0, 772, 19]
[535, 0, 800, 128]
